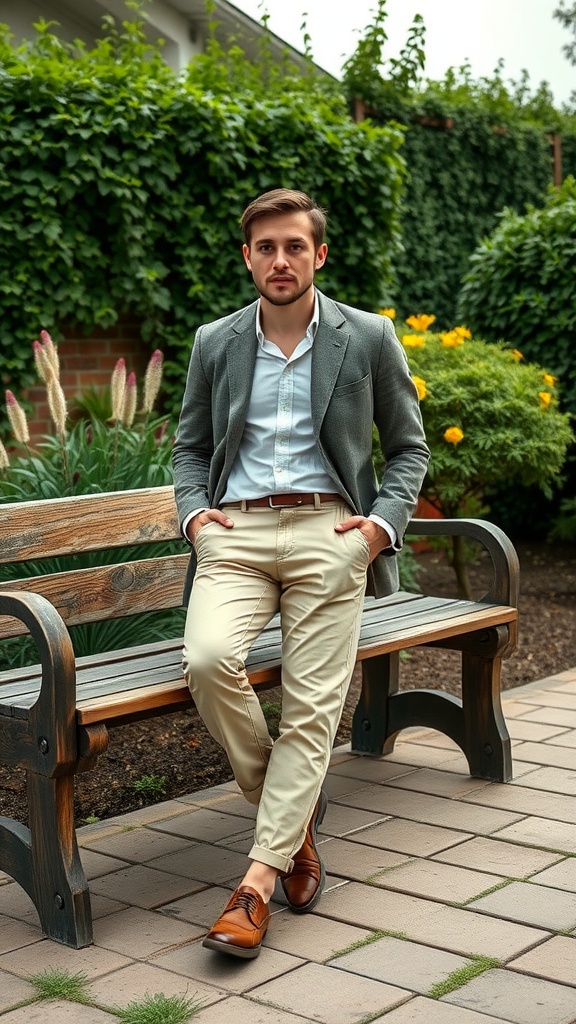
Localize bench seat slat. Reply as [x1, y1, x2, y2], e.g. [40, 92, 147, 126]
[0, 599, 517, 725]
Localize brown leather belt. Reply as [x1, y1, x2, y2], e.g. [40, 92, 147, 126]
[222, 492, 342, 510]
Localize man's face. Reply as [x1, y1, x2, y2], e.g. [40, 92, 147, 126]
[243, 211, 327, 307]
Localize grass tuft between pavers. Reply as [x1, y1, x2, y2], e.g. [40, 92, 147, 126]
[330, 927, 408, 959]
[29, 968, 203, 1022]
[116, 992, 204, 1024]
[31, 968, 93, 1004]
[427, 956, 502, 999]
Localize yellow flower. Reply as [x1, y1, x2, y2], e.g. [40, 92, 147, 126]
[542, 373, 557, 387]
[453, 325, 471, 340]
[378, 307, 396, 319]
[539, 391, 552, 409]
[444, 426, 464, 445]
[511, 349, 523, 361]
[402, 334, 426, 348]
[440, 330, 464, 348]
[406, 314, 436, 332]
[412, 375, 427, 401]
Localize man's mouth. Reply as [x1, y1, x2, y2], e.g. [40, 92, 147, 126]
[270, 276, 294, 284]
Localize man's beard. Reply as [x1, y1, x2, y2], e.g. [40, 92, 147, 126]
[258, 280, 311, 306]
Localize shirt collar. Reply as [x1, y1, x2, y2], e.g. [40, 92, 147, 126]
[256, 290, 319, 347]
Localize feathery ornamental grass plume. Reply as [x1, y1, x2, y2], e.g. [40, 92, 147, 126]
[39, 329, 60, 379]
[46, 376, 67, 436]
[0, 438, 9, 471]
[33, 339, 51, 382]
[143, 349, 164, 414]
[111, 358, 127, 423]
[123, 372, 138, 428]
[5, 390, 30, 444]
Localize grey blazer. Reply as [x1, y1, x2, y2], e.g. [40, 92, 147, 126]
[172, 291, 430, 600]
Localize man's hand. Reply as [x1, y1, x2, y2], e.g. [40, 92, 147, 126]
[186, 509, 234, 544]
[334, 516, 391, 563]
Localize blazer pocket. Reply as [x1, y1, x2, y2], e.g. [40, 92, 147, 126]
[332, 373, 370, 397]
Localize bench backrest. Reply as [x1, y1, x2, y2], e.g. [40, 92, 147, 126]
[0, 486, 187, 640]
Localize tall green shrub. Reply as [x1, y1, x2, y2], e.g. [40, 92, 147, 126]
[457, 177, 576, 414]
[343, 0, 576, 325]
[0, 16, 406, 419]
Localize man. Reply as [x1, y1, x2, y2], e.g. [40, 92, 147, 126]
[172, 188, 429, 959]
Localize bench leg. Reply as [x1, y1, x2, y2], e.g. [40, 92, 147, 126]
[351, 653, 399, 755]
[462, 653, 512, 782]
[27, 772, 93, 948]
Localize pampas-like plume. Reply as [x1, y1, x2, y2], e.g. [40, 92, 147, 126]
[39, 329, 60, 379]
[5, 390, 30, 444]
[46, 375, 67, 436]
[33, 340, 51, 383]
[143, 349, 164, 414]
[110, 358, 126, 422]
[0, 438, 9, 470]
[123, 372, 137, 428]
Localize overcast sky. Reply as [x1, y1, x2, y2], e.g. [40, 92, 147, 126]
[233, 0, 575, 106]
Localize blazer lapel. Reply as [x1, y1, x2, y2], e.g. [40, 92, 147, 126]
[311, 293, 349, 435]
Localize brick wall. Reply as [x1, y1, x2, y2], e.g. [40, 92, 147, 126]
[22, 320, 149, 441]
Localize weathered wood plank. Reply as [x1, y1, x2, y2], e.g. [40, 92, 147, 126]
[0, 554, 189, 639]
[0, 486, 180, 563]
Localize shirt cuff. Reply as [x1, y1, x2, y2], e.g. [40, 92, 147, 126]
[367, 515, 397, 548]
[181, 508, 209, 544]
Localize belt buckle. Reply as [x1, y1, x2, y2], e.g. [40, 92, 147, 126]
[268, 494, 303, 508]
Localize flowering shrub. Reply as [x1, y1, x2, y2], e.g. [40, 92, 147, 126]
[0, 336, 173, 501]
[374, 313, 574, 595]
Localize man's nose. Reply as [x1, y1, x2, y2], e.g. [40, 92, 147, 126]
[273, 249, 289, 267]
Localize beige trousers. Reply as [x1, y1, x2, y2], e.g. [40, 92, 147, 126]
[181, 500, 369, 874]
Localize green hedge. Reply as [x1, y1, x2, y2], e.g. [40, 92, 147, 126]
[0, 20, 406, 418]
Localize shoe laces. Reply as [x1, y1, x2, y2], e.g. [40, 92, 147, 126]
[231, 889, 259, 916]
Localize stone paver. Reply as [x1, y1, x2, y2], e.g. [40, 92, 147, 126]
[0, 1003, 117, 1022]
[0, 939, 132, 981]
[320, 836, 409, 881]
[192, 995, 313, 1023]
[510, 935, 576, 987]
[530, 856, 576, 891]
[5, 672, 576, 1024]
[374, 997, 505, 1022]
[443, 967, 576, 1024]
[249, 961, 409, 1024]
[494, 816, 576, 853]
[154, 941, 304, 994]
[371, 856, 502, 903]
[0, 969, 35, 1012]
[470, 880, 576, 931]
[345, 818, 471, 855]
[93, 905, 204, 957]
[385, 768, 492, 799]
[87, 961, 227, 1010]
[510, 765, 576, 795]
[316, 882, 550, 959]
[89, 863, 204, 908]
[338, 786, 524, 834]
[432, 836, 563, 877]
[329, 934, 470, 994]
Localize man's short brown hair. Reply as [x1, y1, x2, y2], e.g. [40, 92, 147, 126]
[241, 188, 327, 249]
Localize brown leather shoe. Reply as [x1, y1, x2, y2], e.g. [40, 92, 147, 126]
[202, 885, 270, 959]
[281, 789, 328, 913]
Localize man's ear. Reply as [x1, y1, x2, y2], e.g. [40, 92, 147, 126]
[242, 243, 252, 271]
[316, 243, 328, 269]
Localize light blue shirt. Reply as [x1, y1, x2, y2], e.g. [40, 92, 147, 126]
[183, 292, 396, 545]
[221, 294, 335, 502]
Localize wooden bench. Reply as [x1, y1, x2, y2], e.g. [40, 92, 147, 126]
[0, 485, 518, 948]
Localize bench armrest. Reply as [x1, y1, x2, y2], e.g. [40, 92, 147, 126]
[406, 518, 519, 606]
[0, 590, 78, 775]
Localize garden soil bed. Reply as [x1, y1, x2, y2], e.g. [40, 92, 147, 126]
[1, 542, 575, 828]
